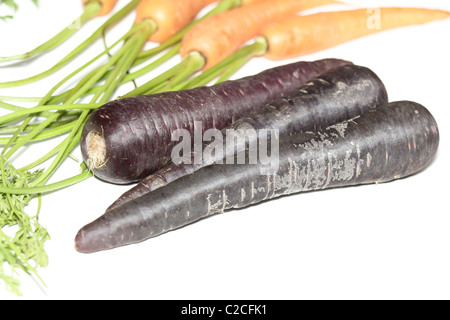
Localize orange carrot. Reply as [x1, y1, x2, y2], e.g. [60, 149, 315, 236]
[82, 0, 118, 17]
[135, 0, 219, 43]
[261, 7, 450, 60]
[179, 0, 340, 69]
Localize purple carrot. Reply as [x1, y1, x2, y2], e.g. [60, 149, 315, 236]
[75, 100, 439, 253]
[107, 64, 388, 211]
[80, 58, 351, 184]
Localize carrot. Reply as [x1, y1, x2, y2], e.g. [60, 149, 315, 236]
[132, 0, 258, 65]
[75, 100, 439, 253]
[179, 0, 340, 69]
[82, 0, 118, 17]
[80, 58, 351, 184]
[261, 7, 450, 60]
[0, 0, 118, 63]
[124, 0, 341, 97]
[135, 0, 219, 43]
[106, 64, 388, 211]
[181, 6, 450, 90]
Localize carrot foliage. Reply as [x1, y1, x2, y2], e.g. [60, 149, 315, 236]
[0, 0, 243, 295]
[0, 158, 48, 296]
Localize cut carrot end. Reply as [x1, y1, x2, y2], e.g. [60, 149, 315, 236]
[86, 131, 106, 170]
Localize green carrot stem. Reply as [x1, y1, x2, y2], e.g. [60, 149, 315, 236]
[38, 31, 131, 107]
[0, 100, 24, 112]
[0, 106, 33, 150]
[66, 40, 177, 93]
[1, 42, 173, 106]
[214, 54, 250, 84]
[64, 23, 154, 105]
[81, 25, 179, 87]
[29, 112, 89, 187]
[0, 96, 42, 103]
[146, 79, 172, 94]
[134, 36, 178, 64]
[35, 119, 90, 188]
[0, 103, 101, 125]
[50, 86, 103, 105]
[19, 137, 71, 172]
[97, 22, 155, 102]
[123, 51, 206, 98]
[3, 114, 62, 159]
[0, 120, 76, 146]
[0, 100, 81, 120]
[151, 50, 203, 92]
[19, 139, 66, 172]
[1, 116, 34, 157]
[61, 23, 141, 103]
[0, 2, 102, 63]
[180, 36, 268, 90]
[183, 52, 249, 90]
[63, 66, 110, 103]
[0, 170, 93, 195]
[0, 118, 76, 135]
[124, 43, 181, 82]
[0, 0, 140, 88]
[15, 43, 176, 106]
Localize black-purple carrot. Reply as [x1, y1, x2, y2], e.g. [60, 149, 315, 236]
[75, 101, 439, 253]
[107, 64, 388, 211]
[80, 58, 351, 184]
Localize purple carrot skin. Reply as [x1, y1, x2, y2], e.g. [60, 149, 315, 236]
[107, 64, 388, 211]
[80, 58, 351, 184]
[75, 101, 439, 253]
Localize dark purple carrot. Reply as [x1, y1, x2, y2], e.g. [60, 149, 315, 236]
[80, 58, 351, 184]
[75, 100, 439, 253]
[107, 64, 388, 211]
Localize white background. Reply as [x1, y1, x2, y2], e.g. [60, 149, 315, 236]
[0, 0, 449, 300]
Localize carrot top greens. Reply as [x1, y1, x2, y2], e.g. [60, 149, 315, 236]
[0, 157, 48, 296]
[0, 0, 245, 295]
[0, 102, 98, 295]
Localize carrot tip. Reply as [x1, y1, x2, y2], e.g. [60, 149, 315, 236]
[86, 131, 107, 170]
[75, 218, 119, 253]
[74, 226, 99, 254]
[74, 229, 86, 253]
[74, 219, 105, 253]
